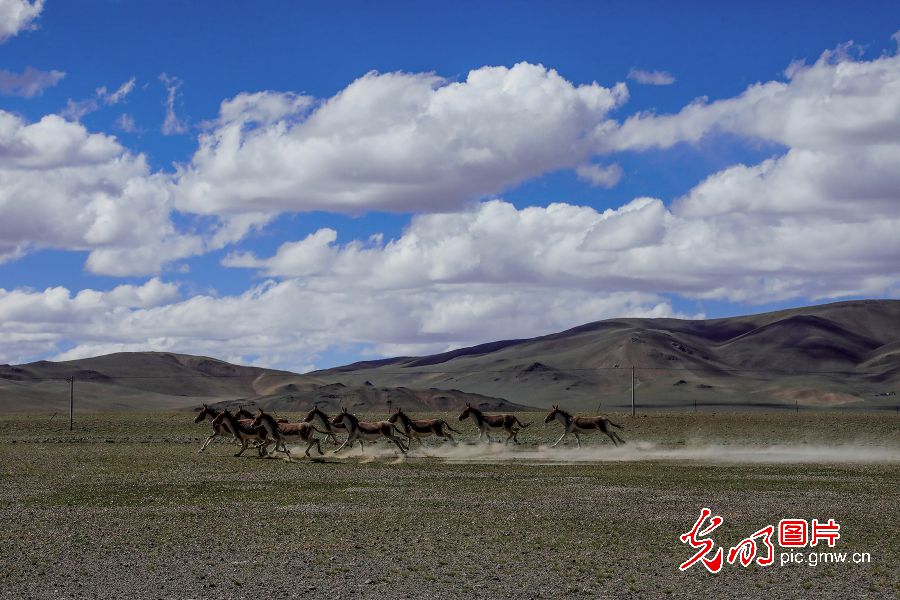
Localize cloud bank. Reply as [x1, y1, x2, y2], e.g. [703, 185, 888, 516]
[3, 38, 900, 369]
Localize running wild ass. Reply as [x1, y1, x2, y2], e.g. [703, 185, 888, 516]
[194, 403, 250, 451]
[302, 406, 347, 444]
[331, 407, 408, 454]
[194, 403, 287, 453]
[544, 405, 626, 447]
[458, 403, 531, 444]
[388, 407, 461, 446]
[211, 409, 272, 457]
[251, 409, 329, 459]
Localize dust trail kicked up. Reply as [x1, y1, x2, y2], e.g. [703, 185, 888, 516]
[288, 441, 900, 464]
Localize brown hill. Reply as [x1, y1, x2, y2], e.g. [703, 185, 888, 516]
[0, 351, 523, 413]
[212, 382, 528, 414]
[3, 300, 898, 413]
[312, 300, 900, 411]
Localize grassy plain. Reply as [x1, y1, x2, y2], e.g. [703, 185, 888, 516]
[0, 411, 896, 599]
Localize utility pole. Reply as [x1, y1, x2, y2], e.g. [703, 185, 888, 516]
[69, 376, 74, 431]
[631, 366, 635, 417]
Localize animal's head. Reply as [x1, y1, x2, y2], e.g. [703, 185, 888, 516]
[387, 407, 404, 423]
[332, 406, 349, 425]
[301, 407, 317, 422]
[458, 402, 473, 421]
[212, 409, 230, 426]
[544, 404, 561, 423]
[250, 410, 266, 428]
[193, 403, 209, 423]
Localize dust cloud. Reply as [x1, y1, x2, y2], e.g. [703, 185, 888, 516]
[287, 440, 900, 465]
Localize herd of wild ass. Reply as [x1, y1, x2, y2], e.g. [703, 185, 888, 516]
[193, 402, 626, 462]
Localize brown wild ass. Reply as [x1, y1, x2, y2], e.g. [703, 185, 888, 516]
[211, 409, 272, 457]
[194, 403, 248, 451]
[194, 403, 286, 452]
[235, 406, 255, 420]
[302, 406, 347, 444]
[331, 407, 408, 454]
[458, 403, 531, 444]
[544, 405, 626, 447]
[388, 407, 460, 446]
[251, 409, 329, 459]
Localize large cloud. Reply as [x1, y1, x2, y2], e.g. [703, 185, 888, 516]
[0, 278, 179, 363]
[225, 188, 900, 305]
[0, 0, 42, 43]
[0, 110, 274, 275]
[0, 111, 206, 274]
[605, 45, 900, 152]
[0, 277, 677, 370]
[175, 63, 628, 215]
[4, 41, 900, 369]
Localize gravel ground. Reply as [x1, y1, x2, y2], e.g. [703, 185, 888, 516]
[0, 412, 896, 599]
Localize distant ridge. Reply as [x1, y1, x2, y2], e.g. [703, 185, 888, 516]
[2, 300, 898, 412]
[312, 300, 900, 411]
[0, 351, 523, 412]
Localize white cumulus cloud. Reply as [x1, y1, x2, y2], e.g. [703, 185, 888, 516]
[175, 63, 628, 215]
[606, 45, 900, 152]
[575, 163, 624, 188]
[0, 110, 207, 274]
[0, 0, 42, 43]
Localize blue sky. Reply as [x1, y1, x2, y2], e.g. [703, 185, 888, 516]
[1, 1, 899, 370]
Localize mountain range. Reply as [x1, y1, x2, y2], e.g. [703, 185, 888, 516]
[1, 300, 898, 412]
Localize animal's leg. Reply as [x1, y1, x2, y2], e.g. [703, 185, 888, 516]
[259, 440, 273, 456]
[551, 431, 567, 447]
[358, 439, 365, 454]
[613, 432, 626, 445]
[505, 428, 515, 445]
[605, 431, 618, 446]
[388, 435, 407, 453]
[235, 440, 249, 457]
[574, 433, 582, 448]
[333, 437, 351, 453]
[199, 432, 219, 453]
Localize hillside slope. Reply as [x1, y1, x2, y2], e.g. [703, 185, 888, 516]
[312, 300, 900, 410]
[0, 352, 522, 413]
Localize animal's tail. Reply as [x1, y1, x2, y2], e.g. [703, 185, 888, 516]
[608, 420, 624, 430]
[441, 420, 462, 434]
[514, 417, 532, 429]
